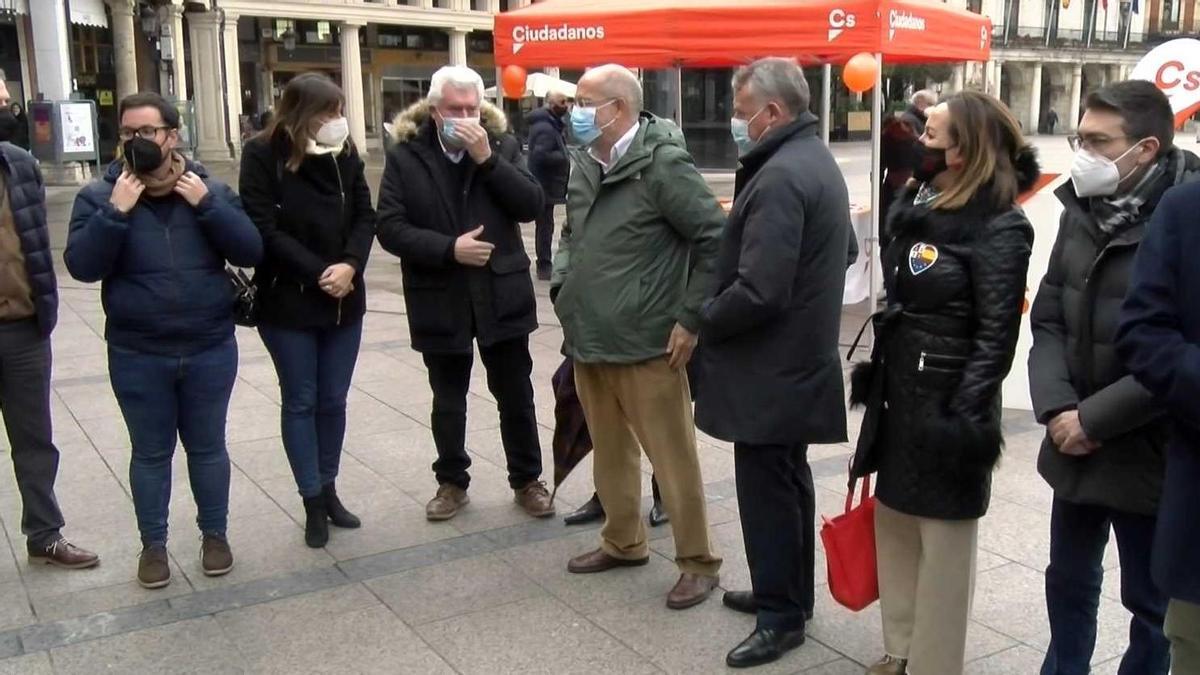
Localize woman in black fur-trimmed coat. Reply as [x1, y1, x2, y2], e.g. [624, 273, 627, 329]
[849, 92, 1037, 675]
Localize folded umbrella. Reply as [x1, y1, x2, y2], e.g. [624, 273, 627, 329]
[550, 357, 592, 503]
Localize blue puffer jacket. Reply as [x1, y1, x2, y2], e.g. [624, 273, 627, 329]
[0, 143, 58, 337]
[65, 158, 263, 356]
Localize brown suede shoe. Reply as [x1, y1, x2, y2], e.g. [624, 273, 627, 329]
[514, 481, 555, 518]
[137, 545, 171, 590]
[200, 535, 234, 577]
[567, 548, 650, 574]
[27, 537, 100, 570]
[866, 656, 908, 675]
[667, 573, 720, 609]
[426, 484, 469, 521]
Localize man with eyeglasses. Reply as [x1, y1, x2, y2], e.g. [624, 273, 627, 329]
[0, 71, 100, 571]
[1029, 79, 1200, 675]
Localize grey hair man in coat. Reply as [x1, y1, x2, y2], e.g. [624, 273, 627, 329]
[695, 57, 854, 669]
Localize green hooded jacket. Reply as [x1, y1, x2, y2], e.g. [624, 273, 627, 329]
[551, 113, 725, 364]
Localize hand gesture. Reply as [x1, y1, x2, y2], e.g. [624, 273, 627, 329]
[319, 263, 356, 298]
[174, 171, 210, 208]
[110, 171, 145, 214]
[454, 226, 495, 267]
[666, 323, 698, 371]
[453, 120, 493, 165]
[1049, 410, 1100, 456]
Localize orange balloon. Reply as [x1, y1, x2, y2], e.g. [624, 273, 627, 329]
[843, 53, 879, 94]
[502, 65, 528, 99]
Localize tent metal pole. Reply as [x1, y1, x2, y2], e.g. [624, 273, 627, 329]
[674, 66, 684, 127]
[821, 64, 832, 145]
[868, 52, 884, 341]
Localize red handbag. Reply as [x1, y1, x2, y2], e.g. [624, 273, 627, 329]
[820, 475, 879, 611]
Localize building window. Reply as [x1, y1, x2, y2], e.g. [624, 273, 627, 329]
[301, 20, 335, 45]
[1161, 0, 1183, 29]
[469, 34, 493, 52]
[377, 26, 450, 51]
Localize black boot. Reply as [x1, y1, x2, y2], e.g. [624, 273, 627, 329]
[649, 475, 669, 527]
[564, 493, 605, 525]
[322, 483, 361, 529]
[302, 496, 329, 548]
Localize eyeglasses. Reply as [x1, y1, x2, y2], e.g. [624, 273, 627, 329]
[1067, 134, 1131, 152]
[117, 125, 172, 142]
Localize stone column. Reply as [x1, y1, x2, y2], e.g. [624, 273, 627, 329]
[993, 60, 1005, 100]
[341, 21, 369, 158]
[221, 11, 243, 158]
[1069, 63, 1083, 132]
[1029, 63, 1043, 135]
[188, 11, 230, 160]
[449, 28, 469, 66]
[107, 0, 139, 102]
[165, 2, 188, 101]
[28, 0, 73, 100]
[952, 64, 965, 94]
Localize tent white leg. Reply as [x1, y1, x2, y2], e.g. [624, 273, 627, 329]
[867, 53, 884, 346]
[821, 64, 832, 145]
[674, 66, 684, 127]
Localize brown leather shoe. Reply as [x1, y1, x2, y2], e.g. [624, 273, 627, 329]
[514, 481, 555, 518]
[667, 573, 720, 609]
[567, 548, 650, 574]
[137, 545, 171, 589]
[200, 534, 233, 577]
[27, 537, 100, 570]
[426, 484, 469, 521]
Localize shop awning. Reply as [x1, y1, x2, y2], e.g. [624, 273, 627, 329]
[493, 0, 992, 68]
[70, 0, 108, 29]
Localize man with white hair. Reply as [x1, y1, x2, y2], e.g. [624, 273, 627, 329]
[551, 64, 725, 610]
[377, 65, 554, 522]
[902, 89, 937, 136]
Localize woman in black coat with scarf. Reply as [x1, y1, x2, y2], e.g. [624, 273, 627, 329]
[850, 91, 1038, 675]
[238, 73, 376, 548]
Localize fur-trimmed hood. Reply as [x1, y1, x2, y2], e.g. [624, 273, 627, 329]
[389, 100, 510, 144]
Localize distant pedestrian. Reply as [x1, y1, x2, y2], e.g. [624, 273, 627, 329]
[526, 90, 570, 281]
[65, 92, 262, 589]
[901, 89, 937, 136]
[879, 113, 920, 250]
[1046, 108, 1060, 135]
[239, 73, 377, 549]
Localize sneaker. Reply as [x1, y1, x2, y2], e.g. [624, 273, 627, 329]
[866, 655, 908, 675]
[426, 484, 469, 521]
[27, 537, 100, 570]
[200, 534, 233, 577]
[137, 545, 171, 589]
[514, 481, 555, 518]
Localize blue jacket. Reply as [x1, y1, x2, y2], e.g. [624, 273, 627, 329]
[0, 143, 58, 337]
[1117, 181, 1200, 603]
[64, 159, 262, 356]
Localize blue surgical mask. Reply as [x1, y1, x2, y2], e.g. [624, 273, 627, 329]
[730, 107, 767, 156]
[439, 114, 480, 149]
[570, 100, 616, 146]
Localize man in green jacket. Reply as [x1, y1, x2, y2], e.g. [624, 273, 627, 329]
[551, 64, 725, 610]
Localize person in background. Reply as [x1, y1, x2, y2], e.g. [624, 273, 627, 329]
[900, 89, 937, 137]
[8, 103, 29, 151]
[849, 91, 1038, 675]
[65, 92, 262, 589]
[0, 71, 99, 571]
[526, 90, 570, 281]
[1030, 80, 1196, 675]
[376, 66, 554, 523]
[552, 64, 723, 610]
[239, 73, 377, 549]
[879, 113, 920, 251]
[1046, 108, 1060, 136]
[695, 57, 854, 668]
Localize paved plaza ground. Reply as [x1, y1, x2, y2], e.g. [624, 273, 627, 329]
[1, 134, 1197, 674]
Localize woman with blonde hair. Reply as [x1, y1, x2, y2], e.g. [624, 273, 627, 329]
[849, 91, 1040, 675]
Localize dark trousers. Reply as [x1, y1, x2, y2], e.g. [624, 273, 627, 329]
[534, 203, 556, 270]
[109, 337, 238, 547]
[1042, 497, 1170, 675]
[734, 442, 815, 631]
[0, 320, 65, 550]
[423, 336, 542, 490]
[259, 319, 363, 498]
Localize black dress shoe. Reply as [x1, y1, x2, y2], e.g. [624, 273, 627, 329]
[726, 627, 806, 668]
[564, 493, 605, 525]
[648, 499, 669, 527]
[723, 590, 757, 615]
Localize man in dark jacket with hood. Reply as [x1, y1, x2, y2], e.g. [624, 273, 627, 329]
[695, 57, 854, 669]
[526, 91, 570, 280]
[1029, 80, 1198, 675]
[0, 73, 99, 571]
[376, 66, 553, 523]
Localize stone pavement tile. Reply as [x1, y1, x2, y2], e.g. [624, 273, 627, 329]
[227, 438, 294, 484]
[966, 644, 1047, 674]
[49, 615, 245, 674]
[496, 529, 680, 616]
[343, 430, 440, 480]
[0, 581, 33, 632]
[226, 404, 288, 446]
[0, 652, 52, 675]
[27, 563, 194, 623]
[0, 547, 19, 584]
[344, 390, 425, 439]
[365, 552, 545, 625]
[321, 501, 462, 562]
[347, 349, 414, 386]
[77, 415, 134, 452]
[978, 498, 1052, 571]
[591, 594, 842, 674]
[52, 381, 121, 421]
[415, 595, 658, 675]
[991, 452, 1054, 515]
[165, 466, 280, 523]
[216, 585, 452, 674]
[801, 658, 867, 674]
[228, 379, 276, 409]
[391, 393, 501, 436]
[352, 374, 436, 411]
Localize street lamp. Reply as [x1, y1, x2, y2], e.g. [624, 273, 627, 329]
[281, 29, 297, 52]
[139, 3, 160, 36]
[0, 0, 17, 25]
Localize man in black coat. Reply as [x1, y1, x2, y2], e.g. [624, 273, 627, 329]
[695, 57, 854, 669]
[525, 91, 570, 280]
[376, 66, 553, 523]
[900, 89, 936, 137]
[1029, 81, 1198, 675]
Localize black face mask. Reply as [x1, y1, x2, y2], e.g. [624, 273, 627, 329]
[552, 105, 568, 118]
[913, 144, 949, 183]
[0, 111, 18, 143]
[123, 137, 165, 174]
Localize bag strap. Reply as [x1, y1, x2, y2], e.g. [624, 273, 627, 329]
[844, 475, 872, 513]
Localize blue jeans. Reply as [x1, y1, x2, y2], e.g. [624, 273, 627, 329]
[259, 320, 362, 498]
[109, 338, 238, 547]
[1042, 497, 1171, 675]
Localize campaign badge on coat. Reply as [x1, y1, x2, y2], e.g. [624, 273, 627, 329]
[908, 243, 939, 276]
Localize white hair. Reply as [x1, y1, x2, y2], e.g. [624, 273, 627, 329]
[428, 66, 485, 106]
[912, 89, 938, 107]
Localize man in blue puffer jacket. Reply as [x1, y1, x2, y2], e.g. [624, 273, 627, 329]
[65, 92, 262, 590]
